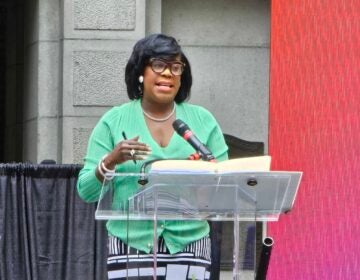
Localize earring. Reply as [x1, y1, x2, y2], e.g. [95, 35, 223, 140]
[137, 75, 144, 98]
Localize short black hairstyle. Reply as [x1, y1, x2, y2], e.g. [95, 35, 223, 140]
[125, 33, 192, 103]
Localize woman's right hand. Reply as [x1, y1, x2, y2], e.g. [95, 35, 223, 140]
[102, 136, 151, 170]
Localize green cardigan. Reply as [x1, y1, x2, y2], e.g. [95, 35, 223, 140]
[77, 100, 228, 253]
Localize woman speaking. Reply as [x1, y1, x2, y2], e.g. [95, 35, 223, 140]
[77, 33, 228, 279]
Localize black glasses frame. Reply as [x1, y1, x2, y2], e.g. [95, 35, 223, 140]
[148, 58, 186, 76]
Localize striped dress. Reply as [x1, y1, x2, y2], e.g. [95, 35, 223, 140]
[107, 235, 212, 280]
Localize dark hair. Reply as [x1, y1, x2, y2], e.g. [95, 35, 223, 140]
[125, 34, 192, 103]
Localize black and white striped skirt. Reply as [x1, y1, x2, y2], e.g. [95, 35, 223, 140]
[107, 235, 211, 280]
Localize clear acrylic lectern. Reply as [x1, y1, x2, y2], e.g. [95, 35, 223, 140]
[96, 171, 302, 280]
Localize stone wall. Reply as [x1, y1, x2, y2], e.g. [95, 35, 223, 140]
[21, 0, 269, 164]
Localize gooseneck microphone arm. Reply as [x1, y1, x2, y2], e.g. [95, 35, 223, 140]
[138, 158, 165, 185]
[172, 119, 215, 162]
[137, 157, 183, 185]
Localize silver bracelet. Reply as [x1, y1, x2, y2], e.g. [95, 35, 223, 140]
[98, 154, 115, 179]
[97, 161, 106, 177]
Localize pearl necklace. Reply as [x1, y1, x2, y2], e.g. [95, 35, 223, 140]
[142, 105, 176, 122]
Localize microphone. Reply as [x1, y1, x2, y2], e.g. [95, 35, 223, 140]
[172, 119, 215, 162]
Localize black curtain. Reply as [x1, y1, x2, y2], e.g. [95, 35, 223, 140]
[0, 163, 107, 280]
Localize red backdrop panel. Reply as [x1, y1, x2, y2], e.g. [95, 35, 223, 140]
[268, 1, 360, 279]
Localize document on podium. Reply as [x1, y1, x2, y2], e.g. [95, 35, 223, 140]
[149, 156, 272, 174]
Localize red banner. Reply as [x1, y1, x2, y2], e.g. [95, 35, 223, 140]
[269, 1, 360, 279]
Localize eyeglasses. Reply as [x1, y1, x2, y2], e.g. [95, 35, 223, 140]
[149, 58, 185, 76]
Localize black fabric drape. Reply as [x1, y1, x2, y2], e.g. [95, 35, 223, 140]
[0, 163, 107, 280]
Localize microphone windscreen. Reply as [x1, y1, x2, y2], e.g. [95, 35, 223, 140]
[172, 119, 189, 136]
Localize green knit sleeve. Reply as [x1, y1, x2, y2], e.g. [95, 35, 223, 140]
[207, 123, 229, 162]
[77, 114, 115, 203]
[197, 107, 229, 162]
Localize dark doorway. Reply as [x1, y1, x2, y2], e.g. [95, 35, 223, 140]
[0, 0, 24, 162]
[0, 4, 6, 161]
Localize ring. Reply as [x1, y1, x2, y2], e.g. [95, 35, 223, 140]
[129, 149, 136, 157]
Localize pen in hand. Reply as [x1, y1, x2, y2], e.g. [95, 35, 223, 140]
[122, 131, 137, 164]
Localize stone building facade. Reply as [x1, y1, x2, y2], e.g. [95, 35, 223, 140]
[1, 0, 269, 164]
